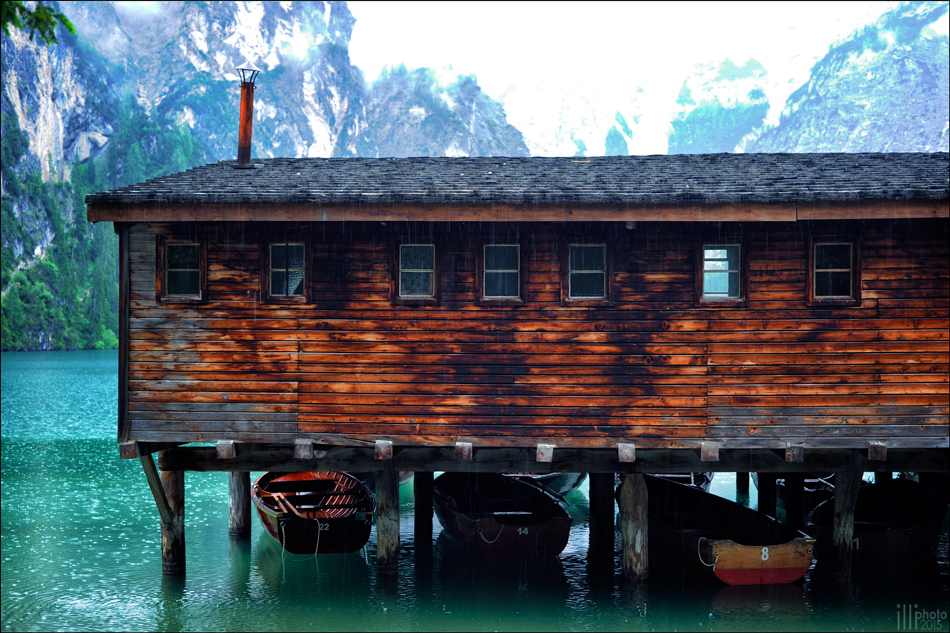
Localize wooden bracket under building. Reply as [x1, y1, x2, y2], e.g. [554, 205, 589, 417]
[701, 441, 720, 462]
[294, 438, 314, 460]
[375, 439, 393, 460]
[455, 441, 473, 461]
[618, 443, 636, 463]
[139, 453, 173, 525]
[868, 441, 888, 461]
[216, 440, 237, 459]
[537, 443, 555, 463]
[785, 443, 805, 463]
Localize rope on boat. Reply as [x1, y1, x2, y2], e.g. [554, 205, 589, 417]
[697, 537, 719, 569]
[477, 523, 505, 545]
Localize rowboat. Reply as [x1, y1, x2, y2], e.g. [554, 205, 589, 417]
[643, 474, 816, 585]
[617, 472, 714, 492]
[251, 471, 375, 555]
[806, 477, 948, 575]
[509, 472, 588, 497]
[433, 472, 573, 559]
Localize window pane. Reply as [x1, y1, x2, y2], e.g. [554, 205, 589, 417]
[485, 245, 519, 270]
[271, 271, 287, 295]
[485, 271, 519, 297]
[401, 271, 433, 296]
[287, 270, 305, 296]
[167, 270, 200, 296]
[287, 244, 305, 270]
[570, 272, 605, 298]
[401, 244, 434, 270]
[703, 244, 740, 299]
[815, 243, 851, 270]
[815, 271, 851, 297]
[167, 244, 199, 269]
[570, 244, 604, 271]
[271, 244, 288, 267]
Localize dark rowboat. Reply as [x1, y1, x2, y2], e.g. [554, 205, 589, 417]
[806, 477, 948, 575]
[643, 474, 816, 585]
[251, 471, 375, 555]
[433, 472, 573, 559]
[510, 472, 588, 497]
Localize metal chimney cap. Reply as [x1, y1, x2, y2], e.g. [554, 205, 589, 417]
[237, 60, 261, 84]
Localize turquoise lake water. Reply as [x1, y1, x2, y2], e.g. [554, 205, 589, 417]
[2, 350, 948, 632]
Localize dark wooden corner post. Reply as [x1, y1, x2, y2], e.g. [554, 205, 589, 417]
[375, 440, 400, 574]
[618, 472, 648, 581]
[141, 453, 185, 575]
[831, 450, 868, 584]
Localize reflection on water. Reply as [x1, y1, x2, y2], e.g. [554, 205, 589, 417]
[2, 351, 949, 631]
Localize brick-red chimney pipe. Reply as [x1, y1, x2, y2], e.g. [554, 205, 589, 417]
[237, 80, 255, 164]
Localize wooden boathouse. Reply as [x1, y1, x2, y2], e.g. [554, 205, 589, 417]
[86, 150, 949, 580]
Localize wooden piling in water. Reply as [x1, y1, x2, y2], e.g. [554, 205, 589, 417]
[413, 471, 434, 552]
[831, 453, 867, 584]
[376, 459, 400, 574]
[160, 470, 186, 575]
[736, 471, 749, 495]
[784, 473, 805, 530]
[228, 471, 251, 537]
[618, 472, 648, 581]
[589, 473, 615, 557]
[758, 473, 777, 518]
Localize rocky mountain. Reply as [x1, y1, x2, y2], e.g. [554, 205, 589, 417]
[1, 0, 948, 350]
[747, 1, 949, 152]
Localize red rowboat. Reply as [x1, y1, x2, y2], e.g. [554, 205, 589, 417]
[251, 471, 375, 555]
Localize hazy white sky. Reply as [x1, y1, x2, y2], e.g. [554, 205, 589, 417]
[348, 1, 902, 153]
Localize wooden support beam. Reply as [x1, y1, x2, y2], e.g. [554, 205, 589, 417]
[159, 469, 186, 575]
[294, 438, 314, 460]
[217, 440, 237, 459]
[617, 443, 636, 463]
[537, 443, 555, 463]
[831, 451, 868, 584]
[784, 473, 805, 530]
[758, 472, 777, 518]
[413, 471, 434, 554]
[376, 457, 400, 575]
[455, 441, 473, 462]
[785, 443, 805, 463]
[701, 441, 720, 462]
[589, 473, 616, 558]
[140, 454, 173, 525]
[228, 471, 251, 537]
[618, 472, 648, 581]
[868, 441, 887, 462]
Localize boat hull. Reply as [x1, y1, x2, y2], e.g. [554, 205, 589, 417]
[644, 475, 815, 585]
[251, 471, 375, 555]
[433, 472, 572, 559]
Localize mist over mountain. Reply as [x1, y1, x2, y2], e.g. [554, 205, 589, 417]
[1, 0, 948, 350]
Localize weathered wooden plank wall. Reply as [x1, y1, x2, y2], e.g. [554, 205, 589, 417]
[125, 219, 949, 449]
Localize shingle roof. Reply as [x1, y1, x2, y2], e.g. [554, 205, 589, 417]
[86, 153, 949, 207]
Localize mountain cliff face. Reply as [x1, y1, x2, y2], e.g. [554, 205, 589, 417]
[747, 1, 949, 152]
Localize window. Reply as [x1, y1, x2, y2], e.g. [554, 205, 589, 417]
[702, 244, 741, 300]
[568, 243, 607, 300]
[399, 243, 436, 298]
[269, 242, 306, 297]
[156, 235, 206, 302]
[481, 243, 522, 301]
[808, 238, 860, 305]
[263, 237, 311, 303]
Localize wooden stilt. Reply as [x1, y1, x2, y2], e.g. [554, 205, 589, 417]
[784, 472, 805, 530]
[618, 472, 648, 581]
[832, 452, 867, 584]
[228, 471, 251, 537]
[160, 469, 186, 575]
[413, 471, 434, 554]
[758, 472, 777, 518]
[736, 471, 749, 494]
[376, 458, 400, 574]
[589, 473, 615, 557]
